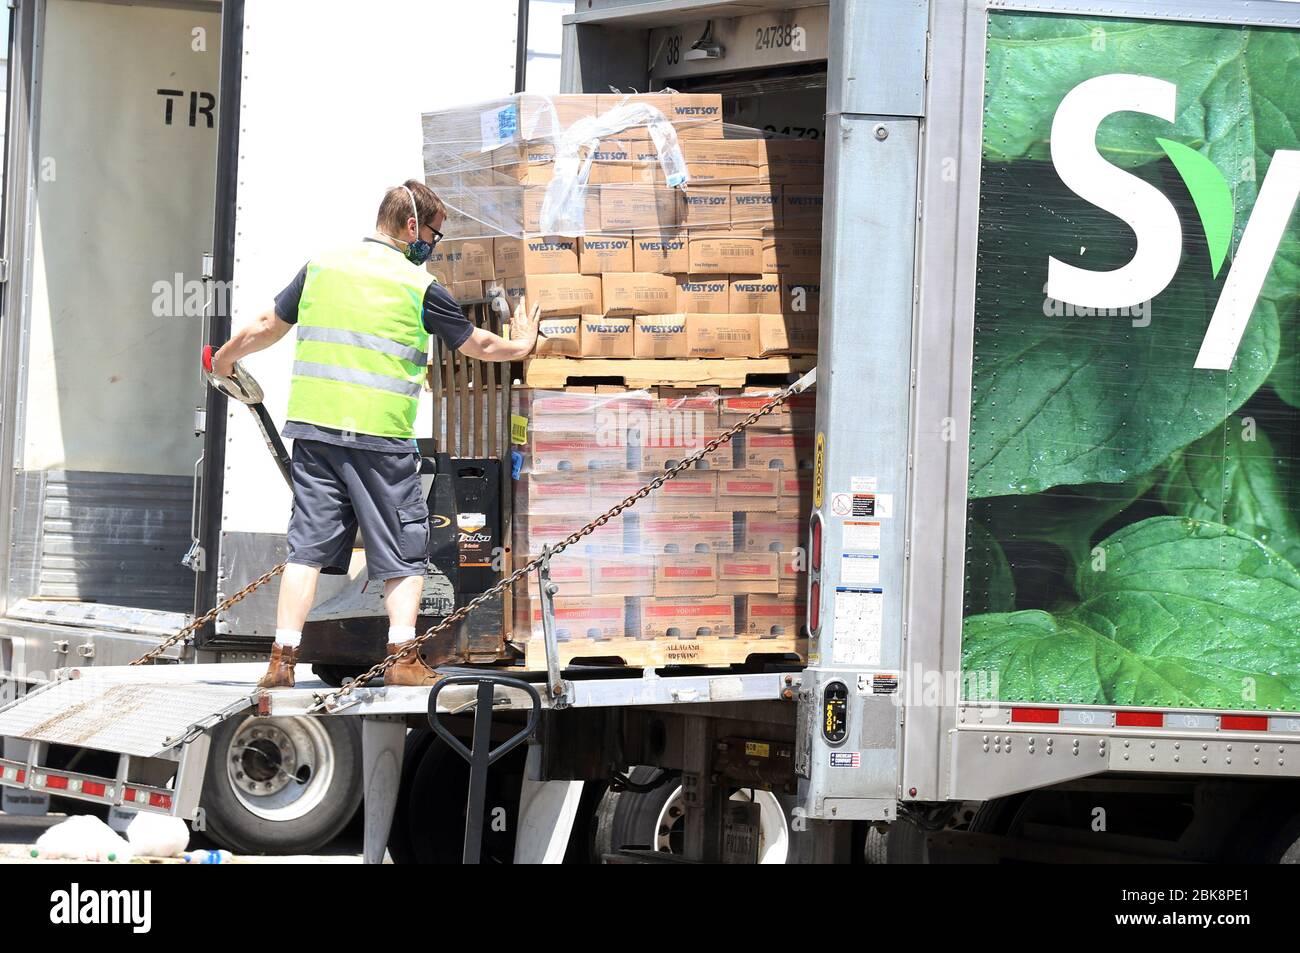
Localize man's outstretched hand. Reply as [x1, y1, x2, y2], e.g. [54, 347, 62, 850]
[512, 299, 542, 354]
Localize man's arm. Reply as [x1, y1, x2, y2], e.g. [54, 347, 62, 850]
[456, 300, 541, 363]
[212, 307, 294, 376]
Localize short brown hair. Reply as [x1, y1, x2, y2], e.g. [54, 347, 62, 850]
[377, 179, 445, 234]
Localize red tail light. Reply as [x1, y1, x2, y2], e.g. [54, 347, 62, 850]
[1221, 715, 1268, 731]
[809, 580, 821, 633]
[810, 515, 822, 572]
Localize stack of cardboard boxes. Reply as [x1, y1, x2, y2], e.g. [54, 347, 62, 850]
[510, 387, 813, 657]
[420, 92, 822, 361]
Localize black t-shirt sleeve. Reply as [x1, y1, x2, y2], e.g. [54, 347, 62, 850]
[274, 264, 309, 323]
[423, 281, 474, 350]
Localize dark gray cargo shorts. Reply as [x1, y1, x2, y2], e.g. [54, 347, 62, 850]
[286, 439, 429, 581]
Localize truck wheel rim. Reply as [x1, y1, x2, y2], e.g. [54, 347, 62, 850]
[226, 717, 335, 821]
[653, 786, 789, 863]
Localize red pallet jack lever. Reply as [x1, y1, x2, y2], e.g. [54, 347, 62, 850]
[202, 345, 293, 487]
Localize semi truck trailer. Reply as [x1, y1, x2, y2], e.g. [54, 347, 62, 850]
[4, 0, 1300, 864]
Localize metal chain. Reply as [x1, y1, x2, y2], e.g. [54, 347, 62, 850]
[128, 563, 288, 665]
[308, 376, 809, 713]
[127, 375, 810, 695]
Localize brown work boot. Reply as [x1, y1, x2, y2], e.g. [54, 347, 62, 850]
[383, 641, 441, 687]
[256, 643, 298, 689]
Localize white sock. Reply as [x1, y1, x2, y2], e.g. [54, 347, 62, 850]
[389, 626, 415, 645]
[274, 628, 302, 648]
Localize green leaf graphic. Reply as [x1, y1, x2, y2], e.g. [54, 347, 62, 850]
[964, 521, 1017, 614]
[963, 517, 1300, 709]
[1156, 137, 1234, 277]
[1160, 416, 1300, 566]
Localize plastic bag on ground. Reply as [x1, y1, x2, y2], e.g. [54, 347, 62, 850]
[125, 812, 190, 857]
[34, 814, 135, 862]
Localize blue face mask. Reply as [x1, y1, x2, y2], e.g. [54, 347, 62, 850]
[404, 236, 433, 266]
[399, 184, 436, 265]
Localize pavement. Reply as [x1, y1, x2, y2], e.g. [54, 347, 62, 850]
[0, 810, 367, 864]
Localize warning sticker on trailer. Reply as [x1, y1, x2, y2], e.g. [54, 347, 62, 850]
[829, 751, 861, 768]
[850, 476, 878, 493]
[841, 553, 880, 586]
[842, 521, 881, 550]
[832, 587, 883, 666]
[851, 493, 893, 518]
[858, 672, 900, 695]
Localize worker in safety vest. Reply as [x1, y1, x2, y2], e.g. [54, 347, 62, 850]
[212, 180, 539, 688]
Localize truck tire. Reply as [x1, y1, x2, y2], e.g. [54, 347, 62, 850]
[592, 767, 791, 863]
[199, 712, 363, 855]
[387, 729, 527, 864]
[385, 727, 436, 865]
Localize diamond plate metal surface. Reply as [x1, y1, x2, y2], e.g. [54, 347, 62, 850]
[0, 678, 253, 757]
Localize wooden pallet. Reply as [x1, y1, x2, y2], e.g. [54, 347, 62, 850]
[524, 635, 806, 670]
[523, 357, 815, 390]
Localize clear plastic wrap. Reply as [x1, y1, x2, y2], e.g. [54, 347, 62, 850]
[419, 92, 826, 368]
[421, 92, 824, 241]
[507, 386, 815, 648]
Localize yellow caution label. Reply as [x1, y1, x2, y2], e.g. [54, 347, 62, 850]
[813, 432, 826, 508]
[510, 414, 529, 445]
[744, 741, 770, 758]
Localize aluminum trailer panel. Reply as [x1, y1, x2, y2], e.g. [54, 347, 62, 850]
[561, 0, 1300, 821]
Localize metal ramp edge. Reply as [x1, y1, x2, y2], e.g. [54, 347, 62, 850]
[0, 665, 268, 758]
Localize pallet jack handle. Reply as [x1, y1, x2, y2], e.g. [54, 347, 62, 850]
[427, 674, 542, 864]
[202, 345, 294, 487]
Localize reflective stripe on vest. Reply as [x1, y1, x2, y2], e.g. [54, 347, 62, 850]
[285, 242, 433, 439]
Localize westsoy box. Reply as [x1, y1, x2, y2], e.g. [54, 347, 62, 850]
[684, 313, 760, 358]
[686, 229, 764, 273]
[579, 314, 634, 357]
[757, 313, 818, 355]
[494, 235, 579, 276]
[602, 272, 678, 315]
[535, 317, 581, 357]
[729, 185, 782, 230]
[632, 230, 689, 273]
[633, 313, 689, 358]
[676, 275, 731, 314]
[578, 233, 635, 274]
[523, 274, 602, 316]
[729, 275, 781, 314]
